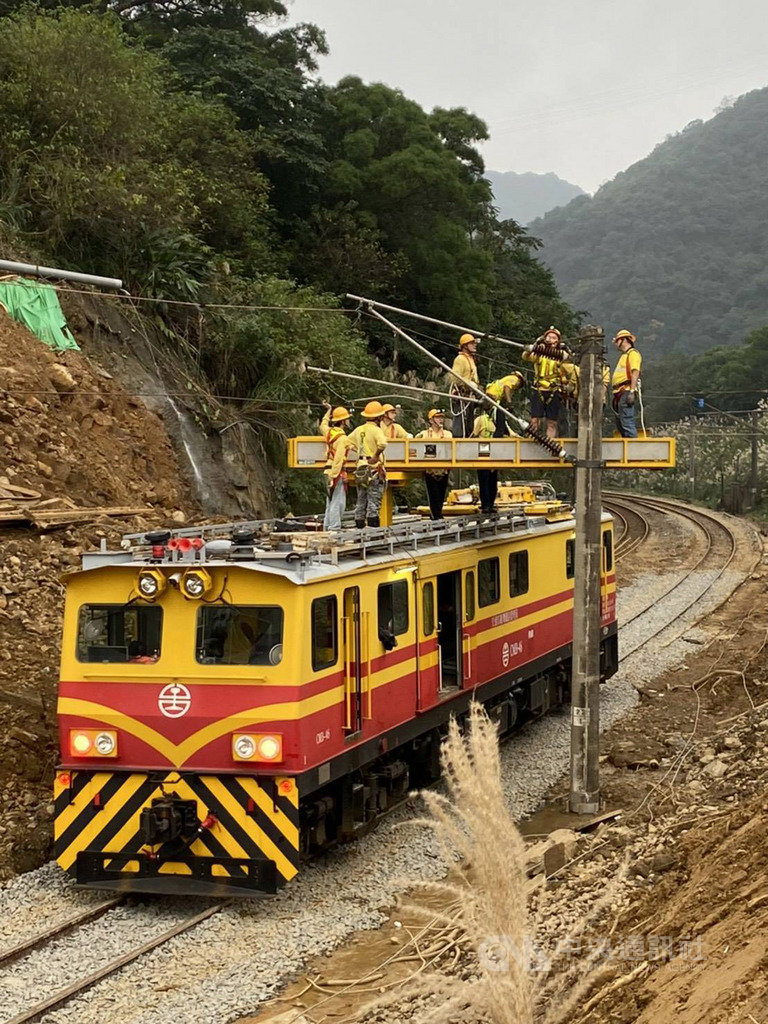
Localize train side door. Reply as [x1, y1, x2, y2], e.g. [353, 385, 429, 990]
[436, 570, 462, 694]
[462, 569, 476, 688]
[342, 586, 363, 735]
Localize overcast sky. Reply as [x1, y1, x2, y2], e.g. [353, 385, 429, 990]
[285, 0, 768, 192]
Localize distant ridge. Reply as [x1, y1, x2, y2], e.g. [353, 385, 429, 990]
[529, 88, 768, 357]
[486, 169, 586, 225]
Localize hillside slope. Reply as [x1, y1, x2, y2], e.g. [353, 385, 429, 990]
[0, 312, 190, 876]
[487, 169, 585, 224]
[530, 88, 768, 358]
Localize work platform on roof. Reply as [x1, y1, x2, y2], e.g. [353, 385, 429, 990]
[287, 435, 676, 471]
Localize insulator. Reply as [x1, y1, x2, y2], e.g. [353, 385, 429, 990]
[524, 425, 569, 460]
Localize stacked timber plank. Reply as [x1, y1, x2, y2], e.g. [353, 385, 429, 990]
[0, 481, 149, 530]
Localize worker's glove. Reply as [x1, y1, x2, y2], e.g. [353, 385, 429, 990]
[625, 391, 636, 407]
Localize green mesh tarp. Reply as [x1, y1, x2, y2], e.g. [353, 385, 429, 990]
[0, 277, 79, 351]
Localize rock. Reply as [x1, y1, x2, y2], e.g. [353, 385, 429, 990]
[49, 363, 77, 392]
[723, 735, 742, 751]
[703, 759, 728, 780]
[171, 509, 186, 523]
[650, 851, 677, 873]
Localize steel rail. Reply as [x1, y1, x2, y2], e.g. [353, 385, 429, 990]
[3, 901, 231, 1024]
[0, 896, 124, 968]
[606, 492, 741, 658]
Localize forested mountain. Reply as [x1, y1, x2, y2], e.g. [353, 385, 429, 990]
[487, 170, 585, 224]
[530, 88, 768, 359]
[0, 0, 576, 412]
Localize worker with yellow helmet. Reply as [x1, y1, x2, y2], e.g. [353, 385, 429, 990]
[522, 326, 567, 437]
[319, 401, 354, 530]
[380, 404, 412, 440]
[485, 371, 524, 435]
[348, 401, 389, 528]
[449, 333, 480, 437]
[414, 408, 452, 519]
[611, 329, 641, 437]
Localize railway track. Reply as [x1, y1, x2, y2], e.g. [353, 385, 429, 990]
[0, 495, 756, 1024]
[605, 491, 743, 657]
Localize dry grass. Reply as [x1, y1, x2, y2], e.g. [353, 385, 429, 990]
[357, 703, 624, 1024]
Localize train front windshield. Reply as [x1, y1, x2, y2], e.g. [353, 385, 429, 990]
[195, 605, 284, 666]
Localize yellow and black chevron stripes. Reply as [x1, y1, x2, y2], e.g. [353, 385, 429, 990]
[54, 770, 299, 891]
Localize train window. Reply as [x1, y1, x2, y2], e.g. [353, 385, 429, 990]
[422, 582, 435, 636]
[465, 571, 475, 622]
[603, 531, 614, 572]
[77, 604, 162, 663]
[478, 557, 500, 607]
[378, 580, 409, 639]
[566, 539, 575, 579]
[509, 550, 529, 598]
[311, 596, 338, 671]
[196, 606, 284, 666]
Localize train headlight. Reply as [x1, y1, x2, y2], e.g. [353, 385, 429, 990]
[94, 731, 116, 755]
[232, 733, 283, 763]
[233, 734, 257, 760]
[138, 570, 165, 600]
[181, 569, 212, 599]
[69, 729, 118, 758]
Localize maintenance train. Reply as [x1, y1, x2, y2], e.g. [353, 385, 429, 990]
[54, 504, 618, 896]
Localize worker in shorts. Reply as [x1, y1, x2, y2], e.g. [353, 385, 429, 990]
[414, 409, 452, 520]
[522, 327, 567, 438]
[449, 333, 480, 437]
[348, 402, 388, 528]
[319, 402, 353, 530]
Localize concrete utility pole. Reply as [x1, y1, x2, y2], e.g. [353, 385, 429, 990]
[689, 419, 696, 501]
[569, 325, 605, 815]
[750, 409, 759, 508]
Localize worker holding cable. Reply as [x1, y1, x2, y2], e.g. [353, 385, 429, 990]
[449, 333, 481, 437]
[485, 371, 525, 436]
[611, 329, 641, 437]
[414, 409, 452, 520]
[348, 402, 388, 528]
[522, 327, 567, 438]
[319, 402, 354, 531]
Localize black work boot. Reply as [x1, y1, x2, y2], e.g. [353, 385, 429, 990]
[354, 519, 365, 530]
[367, 515, 380, 528]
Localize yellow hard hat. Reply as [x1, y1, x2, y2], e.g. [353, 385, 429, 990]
[427, 408, 445, 420]
[361, 400, 384, 419]
[459, 333, 478, 347]
[613, 329, 636, 343]
[331, 406, 350, 422]
[380, 403, 396, 414]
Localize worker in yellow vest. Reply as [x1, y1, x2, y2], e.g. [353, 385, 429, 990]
[522, 327, 566, 438]
[414, 409, 452, 520]
[471, 398, 512, 514]
[348, 401, 388, 528]
[485, 371, 524, 435]
[319, 402, 353, 530]
[381, 404, 412, 440]
[611, 329, 641, 437]
[559, 360, 610, 431]
[449, 333, 480, 437]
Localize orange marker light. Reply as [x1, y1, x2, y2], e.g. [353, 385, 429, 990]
[257, 734, 283, 762]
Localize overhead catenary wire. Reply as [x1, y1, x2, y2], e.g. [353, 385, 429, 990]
[347, 292, 529, 352]
[303, 365, 481, 407]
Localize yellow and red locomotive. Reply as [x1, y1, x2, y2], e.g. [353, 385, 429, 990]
[53, 505, 617, 896]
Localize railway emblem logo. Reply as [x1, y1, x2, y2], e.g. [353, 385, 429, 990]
[501, 642, 510, 668]
[158, 683, 192, 719]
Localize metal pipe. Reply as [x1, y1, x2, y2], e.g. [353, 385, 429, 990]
[305, 365, 480, 406]
[363, 304, 569, 460]
[346, 293, 526, 351]
[0, 259, 123, 291]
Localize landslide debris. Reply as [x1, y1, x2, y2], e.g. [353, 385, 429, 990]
[0, 310, 190, 879]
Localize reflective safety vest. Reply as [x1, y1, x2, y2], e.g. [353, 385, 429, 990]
[450, 351, 479, 390]
[486, 374, 523, 402]
[612, 348, 642, 393]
